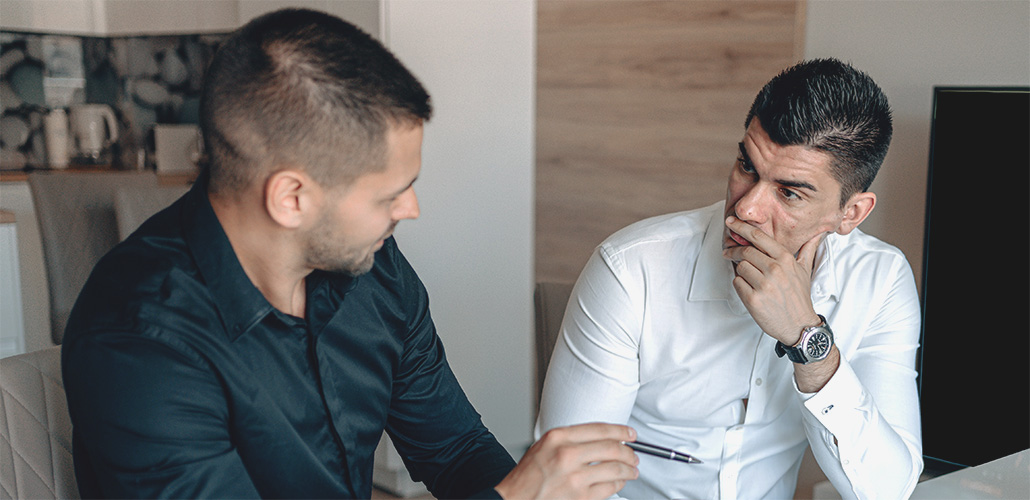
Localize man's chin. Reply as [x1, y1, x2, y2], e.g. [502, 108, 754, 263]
[340, 259, 375, 277]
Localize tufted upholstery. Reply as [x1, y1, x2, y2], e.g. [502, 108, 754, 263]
[0, 346, 78, 499]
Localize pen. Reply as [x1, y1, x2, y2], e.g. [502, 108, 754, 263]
[622, 440, 703, 464]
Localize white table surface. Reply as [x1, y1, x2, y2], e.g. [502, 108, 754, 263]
[910, 449, 1029, 499]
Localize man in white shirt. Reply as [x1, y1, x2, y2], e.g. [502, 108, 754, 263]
[536, 58, 923, 499]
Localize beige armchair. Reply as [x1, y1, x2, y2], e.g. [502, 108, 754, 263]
[0, 346, 78, 499]
[27, 171, 159, 344]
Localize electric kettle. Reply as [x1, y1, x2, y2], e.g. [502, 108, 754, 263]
[69, 104, 119, 163]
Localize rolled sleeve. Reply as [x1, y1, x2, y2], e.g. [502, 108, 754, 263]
[798, 256, 924, 500]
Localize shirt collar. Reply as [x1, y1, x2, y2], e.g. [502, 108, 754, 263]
[810, 232, 840, 304]
[688, 203, 748, 315]
[181, 174, 274, 341]
[688, 201, 840, 313]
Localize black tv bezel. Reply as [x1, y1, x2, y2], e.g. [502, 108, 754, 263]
[917, 85, 1030, 476]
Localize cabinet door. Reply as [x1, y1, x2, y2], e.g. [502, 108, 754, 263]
[237, 0, 380, 39]
[100, 0, 239, 35]
[0, 0, 101, 35]
[0, 0, 239, 35]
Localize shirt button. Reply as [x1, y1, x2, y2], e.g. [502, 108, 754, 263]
[755, 378, 763, 386]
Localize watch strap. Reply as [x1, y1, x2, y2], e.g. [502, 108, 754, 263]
[775, 315, 828, 364]
[775, 341, 808, 363]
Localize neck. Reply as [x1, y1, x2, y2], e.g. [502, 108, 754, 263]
[209, 191, 310, 318]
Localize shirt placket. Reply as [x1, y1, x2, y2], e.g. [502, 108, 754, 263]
[719, 332, 776, 499]
[719, 422, 745, 499]
[305, 316, 355, 492]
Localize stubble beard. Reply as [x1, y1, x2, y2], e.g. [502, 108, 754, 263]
[304, 212, 381, 277]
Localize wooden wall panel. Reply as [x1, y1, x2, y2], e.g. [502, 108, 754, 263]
[536, 0, 805, 283]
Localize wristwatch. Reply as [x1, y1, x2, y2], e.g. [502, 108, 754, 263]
[775, 315, 834, 364]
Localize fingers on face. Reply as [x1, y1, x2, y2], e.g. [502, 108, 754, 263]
[726, 216, 769, 248]
[797, 231, 825, 267]
[731, 258, 761, 286]
[724, 244, 772, 272]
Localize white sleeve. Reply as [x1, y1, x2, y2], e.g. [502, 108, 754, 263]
[534, 244, 642, 438]
[800, 257, 924, 500]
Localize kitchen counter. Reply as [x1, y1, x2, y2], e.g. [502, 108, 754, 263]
[0, 167, 196, 185]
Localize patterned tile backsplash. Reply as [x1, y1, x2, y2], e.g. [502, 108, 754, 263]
[0, 30, 228, 170]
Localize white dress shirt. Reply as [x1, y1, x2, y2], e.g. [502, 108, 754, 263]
[536, 201, 923, 499]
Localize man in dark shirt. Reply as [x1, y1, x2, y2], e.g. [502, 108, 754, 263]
[62, 8, 639, 499]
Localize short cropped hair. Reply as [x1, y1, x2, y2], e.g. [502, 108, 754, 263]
[200, 8, 432, 195]
[745, 58, 892, 206]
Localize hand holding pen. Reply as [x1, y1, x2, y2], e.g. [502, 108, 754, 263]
[622, 440, 703, 464]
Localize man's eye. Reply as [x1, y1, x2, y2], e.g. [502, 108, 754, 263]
[780, 188, 800, 200]
[737, 158, 755, 174]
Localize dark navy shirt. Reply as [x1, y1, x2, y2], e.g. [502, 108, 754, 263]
[62, 178, 515, 499]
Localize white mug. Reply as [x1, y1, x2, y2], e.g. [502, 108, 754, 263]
[69, 104, 119, 159]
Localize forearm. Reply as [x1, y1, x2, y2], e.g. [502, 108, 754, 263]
[793, 344, 840, 393]
[800, 358, 923, 500]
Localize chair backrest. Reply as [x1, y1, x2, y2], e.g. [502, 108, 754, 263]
[533, 281, 574, 412]
[114, 184, 190, 241]
[28, 171, 159, 344]
[0, 346, 78, 499]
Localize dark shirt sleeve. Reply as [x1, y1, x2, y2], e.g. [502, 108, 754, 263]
[62, 332, 261, 499]
[382, 245, 516, 499]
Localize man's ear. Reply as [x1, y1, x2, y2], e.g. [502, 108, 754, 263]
[837, 191, 876, 235]
[264, 169, 321, 229]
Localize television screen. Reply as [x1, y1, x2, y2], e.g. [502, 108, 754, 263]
[918, 86, 1030, 474]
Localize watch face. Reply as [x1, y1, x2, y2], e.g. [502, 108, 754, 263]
[805, 331, 831, 359]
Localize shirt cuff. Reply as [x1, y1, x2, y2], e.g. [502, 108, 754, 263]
[797, 358, 870, 446]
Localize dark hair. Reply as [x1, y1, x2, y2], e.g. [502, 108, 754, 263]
[745, 58, 892, 206]
[200, 8, 432, 195]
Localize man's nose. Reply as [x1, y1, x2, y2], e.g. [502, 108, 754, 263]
[734, 184, 769, 224]
[395, 187, 420, 221]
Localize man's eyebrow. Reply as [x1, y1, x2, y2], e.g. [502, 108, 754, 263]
[737, 142, 751, 164]
[737, 142, 817, 192]
[779, 179, 817, 192]
[391, 176, 418, 197]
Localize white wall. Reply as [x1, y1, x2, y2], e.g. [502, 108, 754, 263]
[805, 0, 1030, 287]
[385, 0, 536, 456]
[0, 0, 240, 35]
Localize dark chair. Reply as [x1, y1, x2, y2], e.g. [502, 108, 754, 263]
[533, 281, 574, 412]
